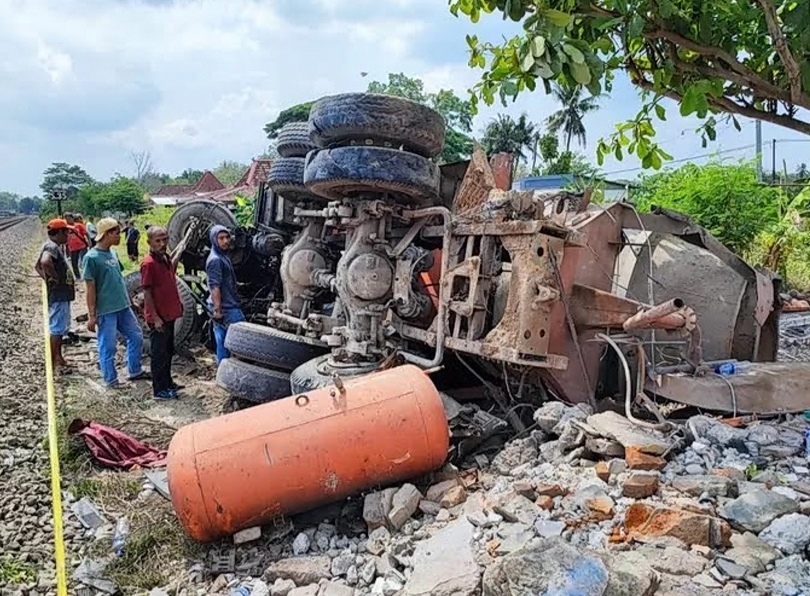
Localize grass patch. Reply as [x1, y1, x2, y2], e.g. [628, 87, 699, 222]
[72, 477, 103, 499]
[0, 556, 38, 585]
[104, 499, 203, 591]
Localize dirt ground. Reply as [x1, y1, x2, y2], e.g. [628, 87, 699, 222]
[0, 219, 239, 595]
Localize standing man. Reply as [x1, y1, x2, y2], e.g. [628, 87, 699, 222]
[83, 218, 150, 389]
[65, 213, 90, 279]
[141, 226, 190, 400]
[35, 219, 76, 374]
[206, 225, 244, 363]
[126, 221, 141, 262]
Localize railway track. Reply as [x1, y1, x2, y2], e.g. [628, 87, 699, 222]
[0, 216, 31, 234]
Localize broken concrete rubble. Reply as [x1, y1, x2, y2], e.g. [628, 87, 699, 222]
[164, 399, 810, 596]
[718, 488, 799, 533]
[586, 411, 672, 455]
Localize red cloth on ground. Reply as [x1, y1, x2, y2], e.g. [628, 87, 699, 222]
[68, 419, 166, 469]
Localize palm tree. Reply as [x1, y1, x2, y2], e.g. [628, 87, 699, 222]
[482, 113, 538, 176]
[546, 83, 603, 152]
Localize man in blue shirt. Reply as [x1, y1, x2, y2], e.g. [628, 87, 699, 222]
[206, 225, 244, 363]
[83, 218, 150, 388]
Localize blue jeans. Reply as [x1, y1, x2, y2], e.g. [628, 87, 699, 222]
[97, 308, 143, 386]
[213, 307, 245, 364]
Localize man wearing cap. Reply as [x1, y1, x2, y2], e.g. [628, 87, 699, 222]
[35, 219, 76, 373]
[82, 218, 150, 388]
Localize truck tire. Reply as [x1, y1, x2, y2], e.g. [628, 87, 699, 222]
[124, 272, 198, 352]
[167, 199, 239, 269]
[309, 93, 445, 158]
[277, 122, 317, 158]
[289, 355, 334, 394]
[289, 355, 373, 394]
[267, 157, 316, 202]
[304, 146, 440, 205]
[216, 357, 291, 403]
[224, 322, 328, 372]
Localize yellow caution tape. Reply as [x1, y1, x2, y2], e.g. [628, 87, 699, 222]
[41, 281, 68, 596]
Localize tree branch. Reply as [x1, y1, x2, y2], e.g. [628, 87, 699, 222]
[756, 0, 803, 105]
[629, 63, 810, 136]
[644, 28, 810, 110]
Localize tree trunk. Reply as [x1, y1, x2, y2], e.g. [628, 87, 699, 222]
[565, 130, 572, 153]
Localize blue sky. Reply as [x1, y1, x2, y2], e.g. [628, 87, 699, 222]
[0, 0, 808, 196]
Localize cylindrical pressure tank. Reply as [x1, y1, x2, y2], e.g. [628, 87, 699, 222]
[167, 364, 450, 542]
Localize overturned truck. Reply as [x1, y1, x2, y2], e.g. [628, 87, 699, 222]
[167, 93, 787, 541]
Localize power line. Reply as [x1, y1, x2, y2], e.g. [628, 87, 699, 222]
[602, 144, 758, 177]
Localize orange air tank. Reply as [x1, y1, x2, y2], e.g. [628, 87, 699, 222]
[166, 364, 450, 542]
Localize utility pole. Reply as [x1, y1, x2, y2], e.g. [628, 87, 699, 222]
[756, 120, 762, 182]
[49, 189, 66, 216]
[772, 139, 777, 183]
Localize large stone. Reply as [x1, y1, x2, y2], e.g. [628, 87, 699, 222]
[387, 484, 422, 530]
[318, 582, 355, 596]
[624, 503, 731, 547]
[759, 555, 810, 595]
[331, 553, 355, 577]
[602, 551, 659, 596]
[623, 473, 659, 499]
[403, 518, 480, 596]
[585, 437, 625, 458]
[586, 411, 671, 454]
[671, 475, 735, 498]
[426, 480, 459, 503]
[363, 491, 391, 532]
[646, 546, 707, 576]
[439, 486, 467, 508]
[271, 578, 297, 596]
[569, 486, 614, 517]
[494, 494, 543, 525]
[265, 556, 332, 586]
[366, 527, 390, 556]
[759, 513, 810, 555]
[288, 587, 319, 596]
[625, 447, 666, 471]
[533, 402, 571, 434]
[718, 489, 798, 533]
[482, 538, 609, 596]
[725, 532, 780, 575]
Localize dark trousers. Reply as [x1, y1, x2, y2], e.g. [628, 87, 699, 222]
[150, 321, 176, 394]
[69, 248, 86, 278]
[127, 243, 139, 261]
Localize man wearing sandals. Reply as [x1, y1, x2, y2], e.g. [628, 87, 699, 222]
[83, 218, 151, 389]
[36, 218, 76, 374]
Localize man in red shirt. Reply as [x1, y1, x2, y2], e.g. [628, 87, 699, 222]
[65, 213, 90, 278]
[140, 225, 190, 400]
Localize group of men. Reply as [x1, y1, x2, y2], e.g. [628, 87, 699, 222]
[35, 215, 244, 401]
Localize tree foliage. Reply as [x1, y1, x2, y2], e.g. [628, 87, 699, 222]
[546, 83, 603, 151]
[450, 0, 810, 171]
[367, 73, 476, 163]
[40, 162, 95, 197]
[264, 102, 314, 140]
[0, 191, 20, 212]
[632, 161, 781, 254]
[214, 160, 248, 186]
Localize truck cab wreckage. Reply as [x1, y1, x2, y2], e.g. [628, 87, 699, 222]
[166, 93, 795, 542]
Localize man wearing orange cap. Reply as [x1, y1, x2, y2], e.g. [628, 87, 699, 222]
[35, 218, 76, 373]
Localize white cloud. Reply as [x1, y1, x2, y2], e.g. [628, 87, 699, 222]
[0, 0, 806, 196]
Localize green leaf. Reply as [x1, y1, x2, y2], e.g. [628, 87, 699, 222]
[502, 81, 519, 97]
[563, 44, 585, 64]
[569, 62, 592, 85]
[680, 86, 700, 116]
[654, 104, 666, 120]
[544, 9, 572, 27]
[521, 52, 535, 71]
[465, 34, 478, 49]
[532, 60, 554, 78]
[628, 14, 644, 38]
[650, 151, 663, 169]
[530, 35, 546, 57]
[592, 37, 614, 53]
